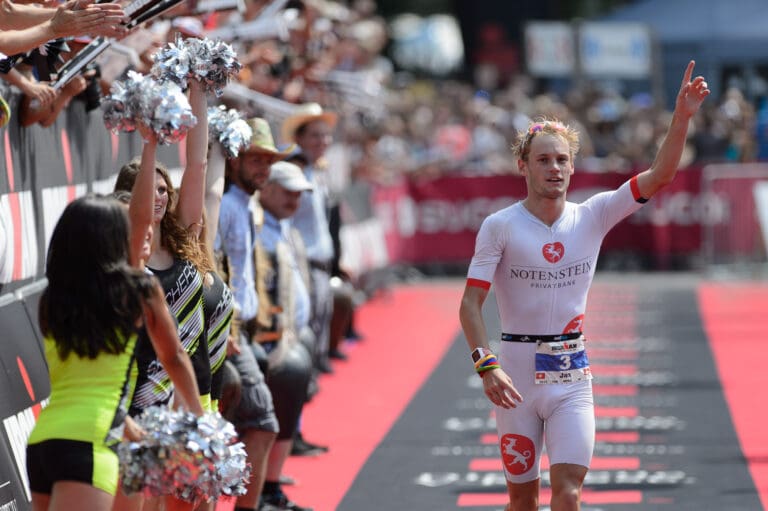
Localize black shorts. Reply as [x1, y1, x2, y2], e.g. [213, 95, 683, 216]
[27, 439, 118, 496]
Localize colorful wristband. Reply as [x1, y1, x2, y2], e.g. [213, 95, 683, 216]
[474, 353, 497, 369]
[476, 362, 500, 372]
[474, 353, 500, 376]
[478, 366, 500, 377]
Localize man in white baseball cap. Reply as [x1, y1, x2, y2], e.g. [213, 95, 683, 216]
[265, 161, 314, 193]
[254, 159, 317, 511]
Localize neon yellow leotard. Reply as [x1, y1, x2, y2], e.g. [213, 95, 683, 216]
[27, 333, 137, 495]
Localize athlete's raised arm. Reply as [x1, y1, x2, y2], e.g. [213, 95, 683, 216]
[635, 60, 710, 200]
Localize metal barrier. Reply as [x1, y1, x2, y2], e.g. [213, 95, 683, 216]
[701, 163, 768, 275]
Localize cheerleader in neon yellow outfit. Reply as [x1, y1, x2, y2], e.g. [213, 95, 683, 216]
[26, 136, 204, 511]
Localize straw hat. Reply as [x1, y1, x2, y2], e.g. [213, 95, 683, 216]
[243, 118, 295, 157]
[280, 103, 338, 144]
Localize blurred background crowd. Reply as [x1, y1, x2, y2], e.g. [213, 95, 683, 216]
[4, 0, 768, 189]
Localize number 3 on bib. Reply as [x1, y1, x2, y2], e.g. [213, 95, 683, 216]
[534, 337, 592, 384]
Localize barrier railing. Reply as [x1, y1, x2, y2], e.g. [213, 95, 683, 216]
[700, 163, 768, 275]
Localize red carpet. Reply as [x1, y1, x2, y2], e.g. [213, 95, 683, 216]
[219, 281, 464, 511]
[699, 282, 768, 511]
[217, 277, 768, 510]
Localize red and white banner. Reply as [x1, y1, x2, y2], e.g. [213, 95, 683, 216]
[370, 168, 742, 266]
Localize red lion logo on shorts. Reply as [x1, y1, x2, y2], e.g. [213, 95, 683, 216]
[500, 434, 535, 475]
[542, 242, 564, 263]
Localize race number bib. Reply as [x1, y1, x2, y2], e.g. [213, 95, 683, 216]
[534, 337, 592, 384]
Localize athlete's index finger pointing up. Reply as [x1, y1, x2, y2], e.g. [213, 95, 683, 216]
[682, 60, 695, 87]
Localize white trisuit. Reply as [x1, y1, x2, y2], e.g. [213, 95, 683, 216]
[466, 177, 646, 483]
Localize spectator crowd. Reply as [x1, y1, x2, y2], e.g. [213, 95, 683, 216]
[3, 0, 764, 190]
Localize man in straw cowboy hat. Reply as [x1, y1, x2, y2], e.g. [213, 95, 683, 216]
[216, 117, 299, 511]
[280, 102, 338, 149]
[280, 103, 338, 375]
[280, 103, 348, 460]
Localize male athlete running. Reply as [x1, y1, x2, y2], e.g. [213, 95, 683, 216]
[459, 61, 709, 511]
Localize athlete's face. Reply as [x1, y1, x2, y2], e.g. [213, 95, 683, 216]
[519, 133, 574, 200]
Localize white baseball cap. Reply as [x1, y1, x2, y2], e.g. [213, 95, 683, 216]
[267, 161, 314, 192]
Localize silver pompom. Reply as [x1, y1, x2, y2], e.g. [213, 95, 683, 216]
[102, 70, 145, 134]
[208, 105, 253, 158]
[118, 406, 251, 502]
[102, 71, 197, 145]
[153, 36, 242, 97]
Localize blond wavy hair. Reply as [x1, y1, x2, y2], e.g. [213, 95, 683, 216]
[512, 118, 581, 162]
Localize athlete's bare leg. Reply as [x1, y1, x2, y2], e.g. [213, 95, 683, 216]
[549, 463, 588, 511]
[505, 478, 539, 511]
